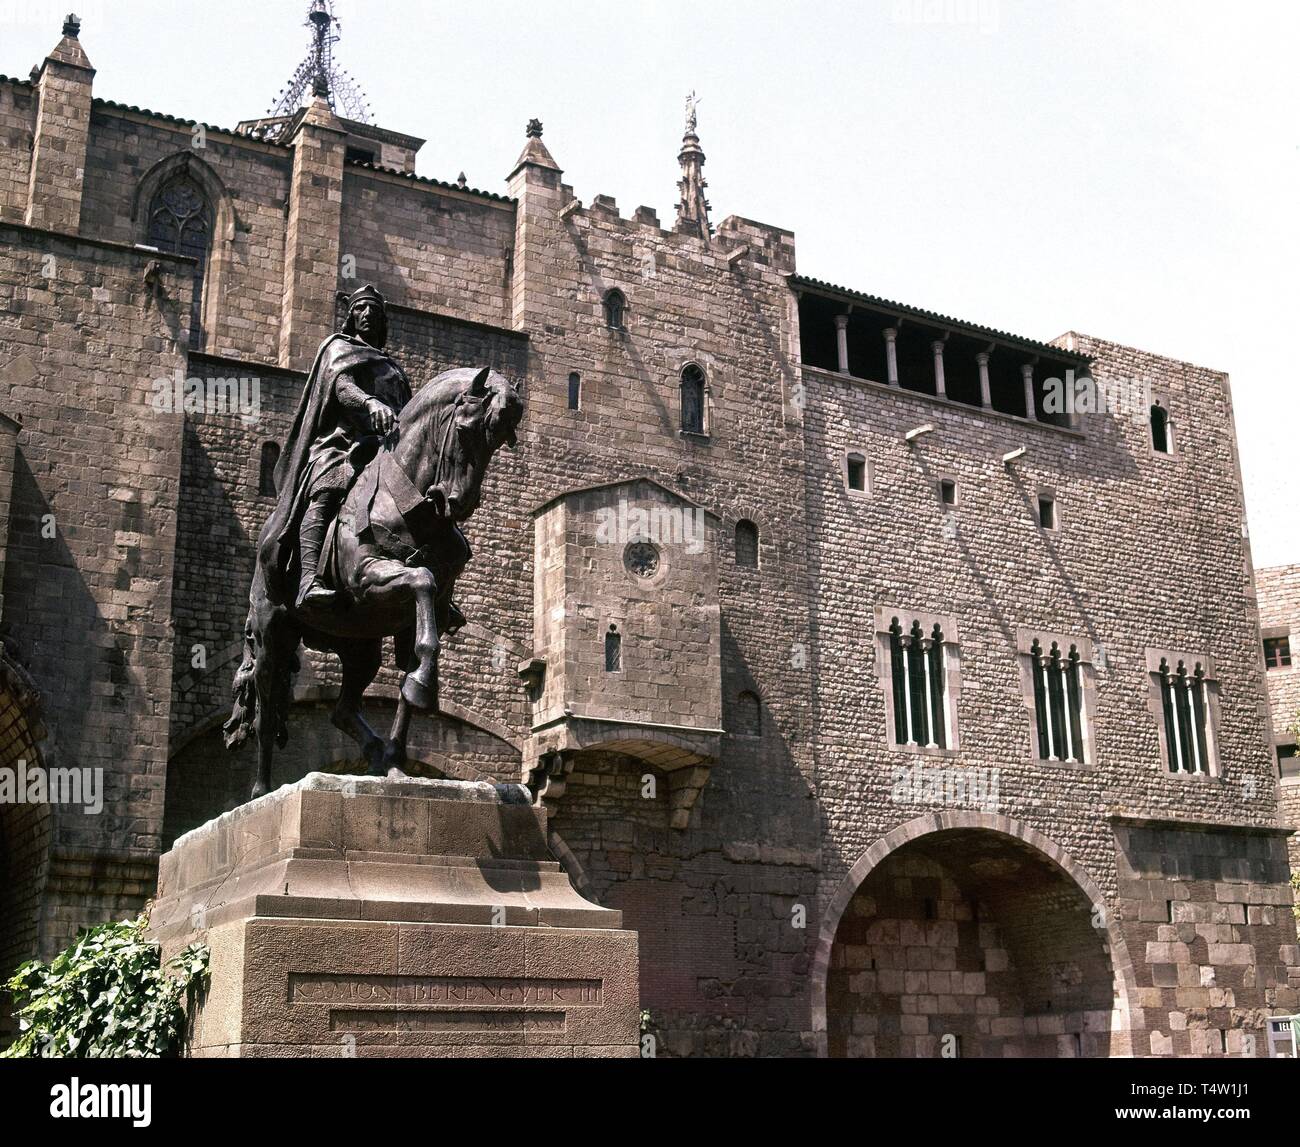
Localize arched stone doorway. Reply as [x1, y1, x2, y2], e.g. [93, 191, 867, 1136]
[814, 813, 1133, 1058]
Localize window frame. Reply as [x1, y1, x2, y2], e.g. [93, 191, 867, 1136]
[603, 288, 627, 331]
[1144, 648, 1221, 779]
[734, 518, 760, 570]
[1016, 628, 1097, 768]
[1263, 633, 1292, 671]
[1037, 488, 1058, 530]
[1149, 399, 1174, 457]
[679, 362, 708, 437]
[875, 606, 962, 755]
[843, 450, 870, 497]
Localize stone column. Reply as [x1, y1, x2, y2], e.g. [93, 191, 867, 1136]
[976, 352, 991, 408]
[507, 119, 565, 333]
[834, 314, 850, 375]
[25, 16, 95, 233]
[1021, 363, 1037, 420]
[883, 328, 899, 386]
[278, 93, 347, 370]
[931, 340, 946, 399]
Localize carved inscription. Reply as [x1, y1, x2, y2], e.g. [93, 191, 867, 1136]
[330, 1009, 565, 1033]
[290, 974, 603, 1007]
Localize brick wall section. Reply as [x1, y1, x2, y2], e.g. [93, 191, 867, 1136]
[0, 223, 189, 956]
[79, 107, 290, 364]
[24, 35, 93, 233]
[1256, 563, 1300, 918]
[0, 79, 33, 222]
[339, 167, 513, 327]
[1115, 821, 1298, 1055]
[279, 99, 346, 370]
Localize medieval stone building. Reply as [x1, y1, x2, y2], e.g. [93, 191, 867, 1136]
[0, 15, 1295, 1057]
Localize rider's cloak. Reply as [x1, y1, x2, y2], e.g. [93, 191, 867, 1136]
[259, 332, 412, 605]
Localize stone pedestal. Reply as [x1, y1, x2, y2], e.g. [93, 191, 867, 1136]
[150, 773, 639, 1057]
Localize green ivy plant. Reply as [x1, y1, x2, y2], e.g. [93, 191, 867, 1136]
[1, 912, 208, 1058]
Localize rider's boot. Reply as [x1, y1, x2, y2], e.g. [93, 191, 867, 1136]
[295, 495, 337, 609]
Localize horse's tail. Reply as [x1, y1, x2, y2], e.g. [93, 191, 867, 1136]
[222, 608, 258, 751]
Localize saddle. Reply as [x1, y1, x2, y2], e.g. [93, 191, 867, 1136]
[311, 447, 470, 618]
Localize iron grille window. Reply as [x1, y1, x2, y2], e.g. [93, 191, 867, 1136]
[681, 365, 705, 434]
[1264, 636, 1291, 669]
[1158, 657, 1211, 774]
[888, 618, 947, 748]
[147, 173, 212, 349]
[604, 624, 621, 672]
[1030, 639, 1085, 762]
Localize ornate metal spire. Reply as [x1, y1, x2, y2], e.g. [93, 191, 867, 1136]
[676, 91, 711, 241]
[266, 0, 372, 123]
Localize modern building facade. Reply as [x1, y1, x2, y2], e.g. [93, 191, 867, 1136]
[0, 15, 1295, 1056]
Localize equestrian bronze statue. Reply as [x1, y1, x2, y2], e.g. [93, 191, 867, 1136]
[224, 284, 524, 799]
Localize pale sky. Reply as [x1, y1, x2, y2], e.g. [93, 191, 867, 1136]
[5, 0, 1297, 568]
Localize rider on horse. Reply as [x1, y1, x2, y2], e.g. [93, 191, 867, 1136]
[261, 283, 412, 610]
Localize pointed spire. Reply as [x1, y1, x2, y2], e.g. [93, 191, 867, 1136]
[676, 91, 711, 241]
[509, 118, 561, 180]
[41, 11, 94, 73]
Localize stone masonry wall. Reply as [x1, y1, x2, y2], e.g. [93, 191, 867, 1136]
[0, 222, 191, 957]
[0, 79, 33, 222]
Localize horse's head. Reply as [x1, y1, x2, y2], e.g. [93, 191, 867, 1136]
[407, 366, 524, 523]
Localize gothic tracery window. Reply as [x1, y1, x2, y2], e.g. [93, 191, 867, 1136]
[148, 172, 213, 348]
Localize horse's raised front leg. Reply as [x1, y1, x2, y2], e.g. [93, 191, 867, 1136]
[330, 637, 386, 775]
[357, 562, 441, 713]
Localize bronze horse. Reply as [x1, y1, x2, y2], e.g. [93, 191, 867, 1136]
[224, 366, 523, 799]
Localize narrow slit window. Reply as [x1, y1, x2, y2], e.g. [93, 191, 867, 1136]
[258, 442, 280, 497]
[568, 371, 581, 410]
[1150, 404, 1171, 453]
[681, 365, 706, 434]
[939, 479, 957, 507]
[1038, 495, 1056, 529]
[734, 519, 758, 568]
[846, 452, 867, 493]
[604, 624, 622, 672]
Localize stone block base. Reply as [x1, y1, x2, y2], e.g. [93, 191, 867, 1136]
[150, 773, 639, 1057]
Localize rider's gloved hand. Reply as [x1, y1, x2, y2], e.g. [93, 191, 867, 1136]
[366, 400, 396, 436]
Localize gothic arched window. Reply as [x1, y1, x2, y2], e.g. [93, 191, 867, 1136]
[147, 173, 213, 348]
[603, 289, 626, 330]
[681, 364, 706, 435]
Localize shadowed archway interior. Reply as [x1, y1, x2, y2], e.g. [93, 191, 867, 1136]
[826, 828, 1117, 1058]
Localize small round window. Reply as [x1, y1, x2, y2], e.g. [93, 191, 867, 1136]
[624, 541, 660, 579]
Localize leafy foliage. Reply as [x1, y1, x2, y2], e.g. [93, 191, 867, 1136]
[1, 913, 208, 1058]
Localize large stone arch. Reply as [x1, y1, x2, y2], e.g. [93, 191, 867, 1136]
[812, 811, 1136, 1058]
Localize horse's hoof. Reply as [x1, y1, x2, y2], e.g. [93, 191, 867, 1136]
[386, 765, 409, 781]
[401, 676, 436, 712]
[250, 782, 268, 800]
